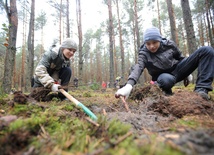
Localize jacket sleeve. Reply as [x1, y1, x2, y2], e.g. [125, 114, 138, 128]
[168, 40, 185, 60]
[35, 51, 55, 88]
[127, 51, 146, 86]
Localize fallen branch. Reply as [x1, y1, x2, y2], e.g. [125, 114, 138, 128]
[39, 124, 50, 140]
[113, 131, 132, 145]
[108, 105, 119, 112]
[85, 117, 100, 127]
[103, 109, 107, 115]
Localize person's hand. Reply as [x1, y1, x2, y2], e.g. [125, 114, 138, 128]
[115, 84, 133, 100]
[183, 74, 193, 87]
[51, 84, 61, 92]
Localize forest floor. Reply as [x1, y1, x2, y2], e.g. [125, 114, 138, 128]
[0, 83, 214, 155]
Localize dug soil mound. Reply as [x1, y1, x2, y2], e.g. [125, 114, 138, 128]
[90, 85, 214, 155]
[92, 85, 214, 129]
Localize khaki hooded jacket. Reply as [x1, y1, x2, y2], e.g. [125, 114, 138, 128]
[33, 46, 71, 88]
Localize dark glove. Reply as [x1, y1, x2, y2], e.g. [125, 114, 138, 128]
[183, 74, 193, 87]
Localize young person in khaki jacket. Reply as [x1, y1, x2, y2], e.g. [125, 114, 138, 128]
[32, 38, 77, 100]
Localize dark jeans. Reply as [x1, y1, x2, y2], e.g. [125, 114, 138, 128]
[33, 67, 72, 100]
[58, 67, 72, 87]
[57, 67, 72, 100]
[33, 67, 72, 88]
[157, 46, 214, 92]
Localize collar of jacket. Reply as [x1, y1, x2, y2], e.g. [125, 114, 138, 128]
[51, 45, 69, 61]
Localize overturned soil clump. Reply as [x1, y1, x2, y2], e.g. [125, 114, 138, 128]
[90, 85, 214, 155]
[130, 85, 214, 118]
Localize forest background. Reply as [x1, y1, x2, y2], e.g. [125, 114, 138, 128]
[0, 0, 213, 94]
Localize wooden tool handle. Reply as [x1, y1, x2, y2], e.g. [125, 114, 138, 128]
[59, 89, 98, 120]
[59, 89, 78, 106]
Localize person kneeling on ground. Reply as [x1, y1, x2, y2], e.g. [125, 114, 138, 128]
[115, 26, 214, 100]
[31, 38, 77, 101]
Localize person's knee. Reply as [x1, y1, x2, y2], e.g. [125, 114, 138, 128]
[198, 46, 214, 56]
[157, 73, 176, 90]
[64, 67, 72, 76]
[59, 67, 72, 85]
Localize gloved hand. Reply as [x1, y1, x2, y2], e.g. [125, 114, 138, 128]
[115, 84, 133, 100]
[183, 74, 193, 87]
[51, 84, 61, 92]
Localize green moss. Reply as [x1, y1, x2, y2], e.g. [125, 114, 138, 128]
[62, 103, 75, 111]
[0, 98, 7, 105]
[107, 119, 131, 137]
[9, 119, 25, 131]
[83, 92, 92, 97]
[89, 83, 100, 90]
[177, 119, 198, 128]
[12, 104, 29, 115]
[149, 142, 184, 155]
[9, 114, 47, 132]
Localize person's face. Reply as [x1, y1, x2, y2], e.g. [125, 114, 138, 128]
[145, 40, 160, 53]
[62, 48, 76, 59]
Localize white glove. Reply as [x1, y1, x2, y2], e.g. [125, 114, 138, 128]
[187, 74, 193, 81]
[115, 84, 133, 100]
[51, 84, 61, 92]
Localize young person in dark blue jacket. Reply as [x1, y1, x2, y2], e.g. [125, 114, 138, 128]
[115, 27, 214, 100]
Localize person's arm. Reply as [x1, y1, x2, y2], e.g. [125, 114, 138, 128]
[35, 51, 55, 88]
[127, 51, 146, 86]
[115, 51, 146, 99]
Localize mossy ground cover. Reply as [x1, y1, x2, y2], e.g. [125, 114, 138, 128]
[0, 84, 214, 155]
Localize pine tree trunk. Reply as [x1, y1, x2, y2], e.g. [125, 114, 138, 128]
[157, 0, 162, 34]
[116, 0, 125, 85]
[26, 0, 35, 92]
[166, 0, 179, 46]
[2, 0, 18, 93]
[205, 0, 214, 47]
[76, 0, 83, 84]
[181, 0, 197, 54]
[107, 0, 115, 88]
[66, 0, 70, 38]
